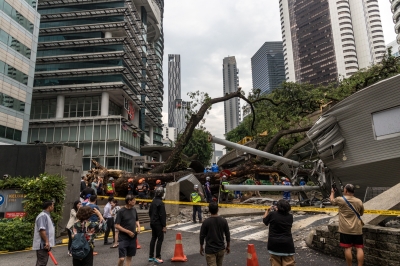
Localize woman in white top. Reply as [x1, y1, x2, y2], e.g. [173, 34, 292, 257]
[66, 200, 81, 256]
[110, 199, 121, 248]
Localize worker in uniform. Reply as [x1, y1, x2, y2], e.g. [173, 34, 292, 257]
[204, 176, 212, 203]
[191, 184, 204, 223]
[127, 178, 134, 195]
[282, 177, 291, 201]
[299, 177, 306, 186]
[220, 175, 230, 203]
[136, 178, 149, 209]
[155, 179, 162, 188]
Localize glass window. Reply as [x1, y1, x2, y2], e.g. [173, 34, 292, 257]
[108, 125, 117, 139]
[92, 142, 99, 156]
[0, 125, 6, 138]
[46, 127, 54, 142]
[82, 158, 90, 171]
[61, 127, 69, 141]
[69, 126, 77, 142]
[31, 128, 39, 142]
[54, 127, 61, 142]
[84, 125, 92, 141]
[93, 126, 100, 140]
[100, 125, 106, 140]
[13, 129, 21, 141]
[38, 128, 46, 142]
[107, 142, 116, 155]
[78, 124, 84, 142]
[0, 61, 29, 85]
[83, 143, 91, 156]
[5, 127, 13, 140]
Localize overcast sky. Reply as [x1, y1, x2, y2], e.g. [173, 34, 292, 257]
[161, 0, 397, 153]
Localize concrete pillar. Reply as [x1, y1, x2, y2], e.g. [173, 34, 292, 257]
[149, 126, 154, 145]
[56, 95, 65, 119]
[105, 32, 112, 38]
[165, 182, 179, 216]
[101, 92, 109, 116]
[122, 108, 128, 120]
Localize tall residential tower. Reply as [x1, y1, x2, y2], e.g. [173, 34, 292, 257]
[29, 0, 164, 171]
[280, 0, 386, 85]
[251, 42, 285, 95]
[168, 54, 180, 128]
[0, 0, 40, 144]
[223, 56, 241, 134]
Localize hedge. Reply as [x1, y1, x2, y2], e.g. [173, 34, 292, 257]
[0, 174, 66, 251]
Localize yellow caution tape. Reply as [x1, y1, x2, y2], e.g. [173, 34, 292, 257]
[97, 196, 400, 216]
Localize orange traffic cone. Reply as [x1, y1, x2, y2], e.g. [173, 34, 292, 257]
[136, 237, 141, 249]
[171, 233, 187, 262]
[247, 244, 259, 266]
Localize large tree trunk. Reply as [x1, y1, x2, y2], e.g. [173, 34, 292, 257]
[149, 88, 255, 174]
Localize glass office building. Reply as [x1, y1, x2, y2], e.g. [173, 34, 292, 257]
[0, 0, 40, 144]
[28, 0, 164, 171]
[251, 42, 285, 95]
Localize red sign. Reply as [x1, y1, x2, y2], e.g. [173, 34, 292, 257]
[5, 212, 26, 218]
[128, 101, 135, 121]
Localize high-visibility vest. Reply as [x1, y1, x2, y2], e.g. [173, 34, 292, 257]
[106, 183, 113, 193]
[221, 181, 229, 192]
[191, 192, 201, 203]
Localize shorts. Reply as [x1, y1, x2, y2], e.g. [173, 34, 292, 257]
[118, 238, 137, 258]
[339, 233, 364, 248]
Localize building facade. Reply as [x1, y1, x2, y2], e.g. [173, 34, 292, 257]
[168, 54, 180, 128]
[387, 40, 400, 57]
[223, 56, 241, 134]
[0, 0, 40, 144]
[251, 42, 285, 95]
[162, 123, 176, 146]
[28, 0, 164, 171]
[280, 0, 386, 85]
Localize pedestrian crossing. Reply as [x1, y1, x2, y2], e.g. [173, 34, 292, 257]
[167, 214, 331, 243]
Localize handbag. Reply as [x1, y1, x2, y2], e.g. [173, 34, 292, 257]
[342, 196, 364, 226]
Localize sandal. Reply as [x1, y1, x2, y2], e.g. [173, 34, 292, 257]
[110, 244, 119, 248]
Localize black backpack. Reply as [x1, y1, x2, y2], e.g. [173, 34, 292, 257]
[70, 232, 90, 260]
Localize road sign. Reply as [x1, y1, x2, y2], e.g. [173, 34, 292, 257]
[0, 194, 4, 206]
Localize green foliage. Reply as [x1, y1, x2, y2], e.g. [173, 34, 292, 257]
[0, 174, 66, 251]
[0, 218, 33, 251]
[226, 50, 400, 155]
[182, 129, 213, 166]
[22, 174, 66, 226]
[186, 91, 212, 130]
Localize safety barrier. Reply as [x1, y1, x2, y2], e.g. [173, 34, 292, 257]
[97, 196, 400, 216]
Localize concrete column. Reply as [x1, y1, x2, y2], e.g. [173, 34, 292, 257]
[101, 92, 109, 116]
[105, 32, 112, 38]
[122, 108, 128, 120]
[56, 95, 65, 119]
[149, 126, 154, 145]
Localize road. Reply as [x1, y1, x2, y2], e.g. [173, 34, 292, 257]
[0, 214, 346, 266]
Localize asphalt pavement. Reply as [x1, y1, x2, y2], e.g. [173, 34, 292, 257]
[0, 228, 346, 266]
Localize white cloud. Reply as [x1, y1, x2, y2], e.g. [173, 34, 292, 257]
[162, 0, 397, 149]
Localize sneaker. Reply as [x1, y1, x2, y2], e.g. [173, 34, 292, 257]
[154, 258, 163, 263]
[148, 258, 154, 262]
[192, 221, 197, 224]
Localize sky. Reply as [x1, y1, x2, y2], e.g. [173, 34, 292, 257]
[161, 0, 397, 153]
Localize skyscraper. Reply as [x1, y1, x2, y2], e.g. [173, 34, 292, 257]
[168, 54, 181, 128]
[280, 0, 386, 85]
[391, 0, 400, 55]
[251, 42, 285, 95]
[0, 0, 40, 144]
[28, 0, 164, 171]
[223, 56, 241, 133]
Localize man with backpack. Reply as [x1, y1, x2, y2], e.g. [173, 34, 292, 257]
[106, 177, 116, 197]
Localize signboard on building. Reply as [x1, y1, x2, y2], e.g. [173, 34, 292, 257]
[0, 190, 25, 219]
[119, 146, 140, 157]
[133, 156, 146, 168]
[124, 97, 135, 121]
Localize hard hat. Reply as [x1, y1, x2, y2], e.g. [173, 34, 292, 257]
[109, 177, 114, 181]
[128, 178, 133, 183]
[156, 179, 161, 184]
[138, 179, 143, 184]
[300, 177, 304, 180]
[281, 177, 286, 181]
[155, 186, 164, 197]
[222, 175, 227, 179]
[194, 184, 199, 189]
[206, 176, 210, 181]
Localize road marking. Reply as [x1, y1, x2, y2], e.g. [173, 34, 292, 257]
[241, 230, 268, 241]
[229, 225, 259, 235]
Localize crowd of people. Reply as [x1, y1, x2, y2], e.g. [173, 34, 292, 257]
[32, 175, 365, 266]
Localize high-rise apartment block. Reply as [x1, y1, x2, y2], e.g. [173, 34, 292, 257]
[28, 0, 164, 171]
[0, 0, 40, 144]
[280, 0, 386, 85]
[251, 42, 285, 95]
[168, 54, 180, 127]
[223, 56, 241, 134]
